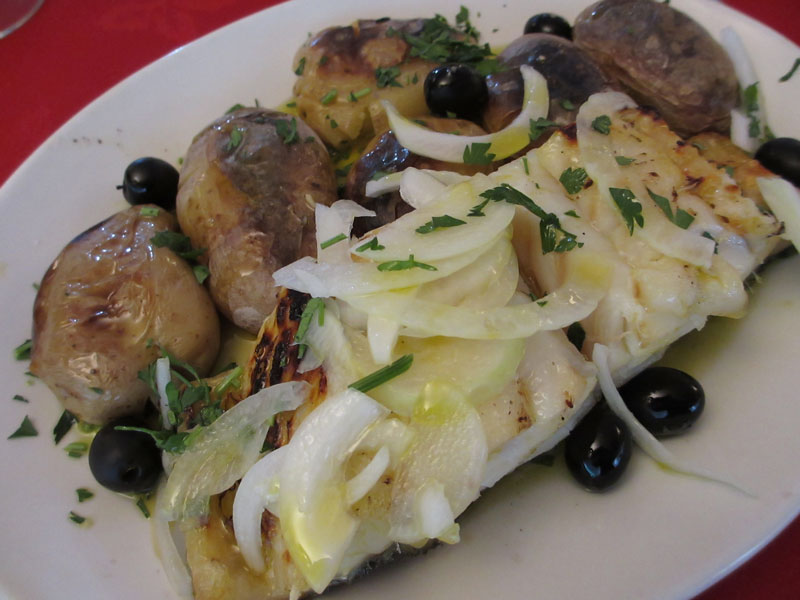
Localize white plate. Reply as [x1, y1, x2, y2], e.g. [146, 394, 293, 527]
[1, 1, 799, 598]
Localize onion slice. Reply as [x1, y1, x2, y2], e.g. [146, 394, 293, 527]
[382, 65, 548, 163]
[757, 176, 800, 250]
[592, 344, 754, 496]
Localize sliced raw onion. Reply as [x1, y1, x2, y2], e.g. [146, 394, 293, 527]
[155, 357, 171, 426]
[157, 381, 309, 521]
[232, 445, 289, 573]
[316, 200, 375, 264]
[345, 446, 390, 505]
[382, 65, 548, 163]
[757, 176, 800, 250]
[592, 344, 753, 496]
[152, 514, 194, 599]
[576, 92, 715, 268]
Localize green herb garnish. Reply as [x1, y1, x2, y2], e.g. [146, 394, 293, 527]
[53, 410, 76, 444]
[375, 66, 402, 88]
[319, 55, 329, 66]
[559, 167, 588, 195]
[348, 87, 372, 102]
[226, 127, 243, 151]
[64, 441, 88, 458]
[139, 206, 160, 217]
[76, 488, 94, 503]
[295, 298, 326, 359]
[779, 58, 800, 82]
[275, 117, 299, 145]
[193, 265, 210, 285]
[415, 215, 467, 234]
[13, 339, 32, 361]
[320, 233, 347, 249]
[329, 119, 338, 129]
[136, 496, 151, 519]
[564, 210, 580, 218]
[226, 103, 245, 114]
[615, 156, 635, 166]
[320, 89, 338, 105]
[214, 366, 243, 396]
[591, 115, 612, 134]
[356, 237, 385, 252]
[377, 255, 437, 272]
[349, 354, 414, 393]
[702, 231, 719, 254]
[522, 156, 530, 175]
[150, 231, 206, 261]
[68, 511, 87, 525]
[116, 426, 197, 454]
[294, 57, 306, 75]
[529, 117, 558, 143]
[463, 142, 495, 165]
[609, 187, 644, 234]
[560, 99, 576, 110]
[479, 184, 583, 254]
[12, 394, 28, 403]
[647, 188, 694, 229]
[9, 416, 37, 439]
[743, 82, 761, 139]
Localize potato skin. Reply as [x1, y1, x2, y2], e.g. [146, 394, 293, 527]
[573, 0, 738, 137]
[483, 33, 613, 132]
[177, 108, 337, 333]
[30, 205, 220, 425]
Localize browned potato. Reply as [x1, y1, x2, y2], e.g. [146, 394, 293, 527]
[30, 205, 220, 425]
[177, 108, 336, 333]
[293, 19, 438, 148]
[483, 33, 613, 132]
[346, 116, 491, 235]
[573, 0, 738, 137]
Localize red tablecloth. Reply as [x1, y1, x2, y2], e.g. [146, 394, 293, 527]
[1, 1, 799, 598]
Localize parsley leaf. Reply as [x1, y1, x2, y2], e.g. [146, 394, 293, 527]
[226, 128, 243, 151]
[375, 66, 402, 88]
[415, 215, 467, 234]
[226, 103, 245, 114]
[647, 188, 694, 229]
[564, 210, 580, 218]
[150, 231, 206, 261]
[377, 254, 437, 272]
[779, 58, 800, 82]
[320, 89, 338, 105]
[349, 354, 414, 393]
[401, 13, 493, 66]
[529, 117, 557, 143]
[139, 206, 159, 217]
[320, 233, 347, 249]
[12, 394, 28, 403]
[615, 156, 635, 166]
[274, 117, 299, 145]
[76, 488, 94, 502]
[702, 231, 719, 254]
[53, 410, 76, 444]
[13, 339, 32, 361]
[559, 167, 588, 194]
[68, 511, 87, 525]
[478, 184, 583, 254]
[591, 115, 612, 134]
[609, 187, 644, 234]
[193, 265, 210, 285]
[463, 142, 495, 165]
[743, 82, 761, 139]
[116, 426, 197, 454]
[9, 415, 37, 439]
[560, 99, 576, 110]
[294, 57, 306, 75]
[295, 298, 326, 359]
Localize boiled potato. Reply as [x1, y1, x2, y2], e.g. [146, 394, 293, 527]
[30, 205, 220, 425]
[177, 108, 337, 333]
[573, 0, 739, 137]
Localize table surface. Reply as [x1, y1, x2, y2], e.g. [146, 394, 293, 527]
[1, 1, 799, 598]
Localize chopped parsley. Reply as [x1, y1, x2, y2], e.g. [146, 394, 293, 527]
[463, 142, 495, 165]
[479, 184, 583, 254]
[559, 167, 588, 195]
[375, 66, 402, 88]
[356, 237, 385, 252]
[415, 215, 467, 234]
[139, 206, 160, 217]
[560, 99, 576, 110]
[294, 57, 306, 75]
[68, 511, 87, 525]
[226, 103, 245, 114]
[320, 89, 338, 105]
[615, 156, 635, 166]
[647, 188, 694, 229]
[591, 115, 612, 135]
[779, 58, 800, 82]
[116, 426, 197, 454]
[150, 231, 206, 261]
[349, 354, 414, 393]
[329, 119, 339, 129]
[213, 365, 243, 397]
[529, 117, 557, 143]
[136, 496, 151, 519]
[377, 255, 437, 272]
[76, 488, 94, 503]
[12, 394, 28, 403]
[13, 339, 32, 361]
[320, 233, 347, 249]
[522, 156, 530, 175]
[702, 231, 719, 253]
[226, 127, 243, 151]
[743, 82, 762, 139]
[295, 298, 326, 359]
[193, 265, 210, 285]
[64, 441, 88, 458]
[53, 410, 76, 444]
[564, 210, 580, 218]
[609, 187, 644, 234]
[9, 415, 37, 439]
[399, 12, 496, 71]
[275, 117, 299, 145]
[348, 87, 372, 102]
[319, 55, 329, 66]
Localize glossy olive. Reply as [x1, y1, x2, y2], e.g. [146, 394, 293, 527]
[88, 417, 162, 493]
[619, 367, 704, 437]
[755, 137, 800, 188]
[523, 13, 573, 40]
[423, 64, 488, 121]
[120, 157, 180, 210]
[565, 402, 631, 491]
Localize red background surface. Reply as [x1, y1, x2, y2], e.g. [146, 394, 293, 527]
[1, 1, 798, 598]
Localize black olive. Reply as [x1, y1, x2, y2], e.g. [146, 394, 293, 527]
[565, 402, 631, 491]
[423, 64, 488, 122]
[89, 417, 163, 494]
[523, 13, 573, 40]
[618, 367, 705, 437]
[119, 157, 180, 210]
[755, 137, 800, 188]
